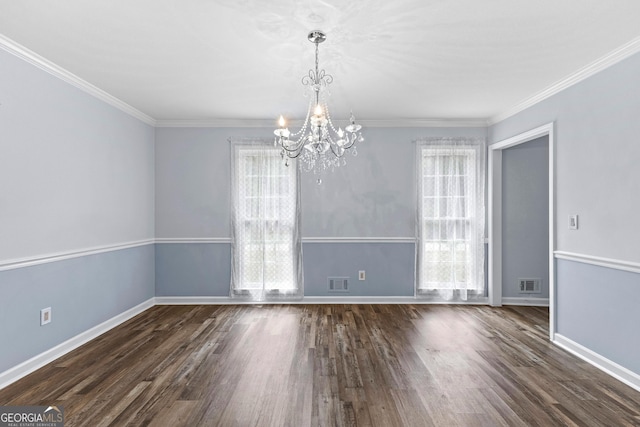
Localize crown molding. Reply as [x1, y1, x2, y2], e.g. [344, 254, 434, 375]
[489, 35, 640, 125]
[0, 34, 156, 126]
[155, 118, 488, 128]
[155, 119, 280, 128]
[359, 118, 488, 128]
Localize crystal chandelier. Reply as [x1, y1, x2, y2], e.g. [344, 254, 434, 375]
[274, 30, 363, 178]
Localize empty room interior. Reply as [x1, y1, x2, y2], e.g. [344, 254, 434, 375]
[1, 1, 640, 425]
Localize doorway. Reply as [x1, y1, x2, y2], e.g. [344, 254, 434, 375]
[488, 123, 555, 340]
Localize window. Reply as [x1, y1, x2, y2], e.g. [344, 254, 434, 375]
[417, 139, 485, 301]
[231, 143, 302, 300]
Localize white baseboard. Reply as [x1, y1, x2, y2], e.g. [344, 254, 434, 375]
[155, 296, 235, 305]
[301, 296, 418, 304]
[502, 297, 549, 306]
[0, 298, 155, 390]
[155, 296, 490, 305]
[155, 296, 421, 305]
[553, 334, 640, 393]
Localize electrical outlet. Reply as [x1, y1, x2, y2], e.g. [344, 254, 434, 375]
[358, 270, 365, 281]
[41, 307, 52, 326]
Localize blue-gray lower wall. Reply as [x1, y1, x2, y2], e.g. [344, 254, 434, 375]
[155, 243, 231, 296]
[0, 245, 155, 373]
[303, 242, 415, 296]
[154, 242, 416, 297]
[556, 258, 640, 374]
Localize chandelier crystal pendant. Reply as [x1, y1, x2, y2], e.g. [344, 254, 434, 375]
[274, 30, 363, 179]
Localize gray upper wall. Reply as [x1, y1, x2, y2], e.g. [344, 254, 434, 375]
[489, 51, 640, 264]
[154, 127, 486, 239]
[0, 49, 155, 262]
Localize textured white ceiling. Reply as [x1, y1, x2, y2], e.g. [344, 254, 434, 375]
[1, 0, 640, 123]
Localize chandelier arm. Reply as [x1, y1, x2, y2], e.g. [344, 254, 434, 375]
[283, 148, 303, 159]
[279, 136, 307, 153]
[342, 139, 356, 150]
[278, 141, 304, 159]
[340, 133, 357, 149]
[329, 143, 345, 158]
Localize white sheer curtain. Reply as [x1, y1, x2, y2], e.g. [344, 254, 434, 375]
[230, 140, 303, 300]
[416, 138, 486, 301]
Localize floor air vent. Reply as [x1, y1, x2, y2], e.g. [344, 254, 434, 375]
[328, 277, 349, 292]
[519, 278, 541, 294]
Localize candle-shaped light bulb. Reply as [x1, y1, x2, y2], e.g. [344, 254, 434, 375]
[278, 115, 286, 128]
[314, 104, 323, 117]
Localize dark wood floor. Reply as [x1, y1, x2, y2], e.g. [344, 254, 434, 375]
[1, 305, 639, 426]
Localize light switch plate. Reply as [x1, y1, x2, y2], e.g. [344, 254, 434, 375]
[569, 214, 578, 230]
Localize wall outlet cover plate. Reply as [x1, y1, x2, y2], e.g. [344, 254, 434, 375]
[41, 307, 52, 325]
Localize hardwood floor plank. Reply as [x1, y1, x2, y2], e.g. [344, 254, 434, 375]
[389, 389, 435, 426]
[147, 400, 197, 427]
[1, 304, 639, 426]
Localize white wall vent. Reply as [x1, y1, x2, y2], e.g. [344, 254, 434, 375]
[328, 277, 349, 292]
[519, 278, 541, 294]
